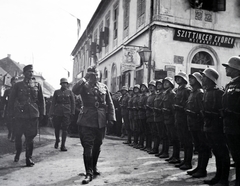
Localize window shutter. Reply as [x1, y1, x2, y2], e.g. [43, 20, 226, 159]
[104, 27, 109, 46]
[216, 0, 226, 11]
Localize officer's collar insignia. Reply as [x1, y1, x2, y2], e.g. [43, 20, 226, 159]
[97, 82, 106, 94]
[28, 79, 36, 87]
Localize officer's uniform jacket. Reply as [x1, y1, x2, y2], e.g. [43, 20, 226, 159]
[72, 78, 116, 128]
[174, 85, 191, 125]
[162, 88, 175, 125]
[2, 87, 12, 117]
[138, 93, 148, 120]
[8, 79, 45, 118]
[153, 90, 164, 122]
[186, 87, 204, 131]
[202, 87, 223, 133]
[132, 94, 140, 120]
[146, 92, 156, 123]
[49, 88, 75, 116]
[120, 93, 130, 117]
[222, 76, 240, 134]
[127, 95, 134, 120]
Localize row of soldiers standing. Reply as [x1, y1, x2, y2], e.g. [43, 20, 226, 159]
[120, 56, 240, 186]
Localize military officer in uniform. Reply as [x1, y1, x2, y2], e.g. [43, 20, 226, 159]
[127, 87, 134, 145]
[137, 83, 148, 149]
[201, 68, 230, 186]
[72, 66, 116, 184]
[120, 86, 131, 144]
[186, 72, 210, 178]
[8, 65, 45, 167]
[174, 72, 193, 170]
[162, 77, 181, 164]
[132, 84, 141, 148]
[146, 80, 157, 153]
[49, 78, 75, 151]
[222, 56, 240, 186]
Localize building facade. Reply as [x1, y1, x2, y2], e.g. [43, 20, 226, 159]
[71, 0, 240, 92]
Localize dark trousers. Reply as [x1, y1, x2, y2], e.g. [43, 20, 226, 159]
[226, 133, 240, 185]
[165, 123, 180, 159]
[15, 118, 38, 159]
[191, 130, 210, 171]
[79, 126, 105, 175]
[206, 132, 230, 182]
[6, 117, 15, 140]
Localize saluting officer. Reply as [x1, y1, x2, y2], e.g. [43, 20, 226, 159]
[49, 78, 75, 151]
[120, 86, 131, 144]
[201, 68, 230, 186]
[8, 65, 45, 167]
[162, 77, 180, 164]
[174, 72, 193, 170]
[186, 72, 210, 178]
[222, 56, 240, 186]
[132, 84, 141, 148]
[146, 80, 157, 154]
[72, 66, 116, 184]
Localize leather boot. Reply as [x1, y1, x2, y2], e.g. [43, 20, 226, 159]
[14, 137, 22, 162]
[149, 137, 160, 154]
[82, 156, 93, 184]
[26, 143, 34, 167]
[187, 152, 202, 175]
[60, 131, 67, 151]
[180, 148, 193, 170]
[159, 140, 169, 158]
[92, 149, 101, 176]
[192, 152, 209, 178]
[169, 141, 181, 164]
[54, 128, 60, 149]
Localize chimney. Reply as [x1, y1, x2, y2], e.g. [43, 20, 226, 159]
[7, 54, 11, 58]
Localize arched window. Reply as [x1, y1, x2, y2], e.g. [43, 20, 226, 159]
[192, 51, 214, 65]
[103, 68, 108, 86]
[111, 64, 117, 93]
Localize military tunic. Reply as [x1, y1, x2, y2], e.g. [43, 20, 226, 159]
[202, 87, 230, 182]
[8, 78, 45, 160]
[49, 88, 75, 130]
[222, 76, 240, 171]
[120, 93, 131, 141]
[72, 78, 116, 157]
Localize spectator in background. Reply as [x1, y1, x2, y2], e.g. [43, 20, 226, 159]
[2, 77, 16, 141]
[112, 90, 122, 137]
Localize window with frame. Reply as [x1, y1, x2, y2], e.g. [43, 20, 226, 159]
[123, 0, 130, 30]
[105, 11, 110, 48]
[113, 2, 119, 39]
[99, 21, 103, 53]
[137, 0, 146, 27]
[189, 0, 226, 12]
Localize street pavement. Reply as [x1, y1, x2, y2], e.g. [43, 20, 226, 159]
[0, 127, 236, 186]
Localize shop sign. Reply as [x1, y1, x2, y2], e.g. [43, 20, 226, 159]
[173, 28, 235, 48]
[121, 46, 140, 73]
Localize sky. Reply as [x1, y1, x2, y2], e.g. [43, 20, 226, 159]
[0, 0, 101, 89]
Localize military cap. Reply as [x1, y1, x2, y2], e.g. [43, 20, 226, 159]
[128, 87, 134, 91]
[60, 78, 68, 85]
[222, 56, 240, 71]
[202, 68, 219, 84]
[23, 64, 33, 72]
[148, 80, 156, 87]
[175, 71, 188, 84]
[156, 79, 163, 84]
[121, 86, 128, 91]
[163, 77, 174, 87]
[189, 72, 202, 86]
[133, 84, 140, 90]
[140, 83, 148, 89]
[87, 65, 98, 74]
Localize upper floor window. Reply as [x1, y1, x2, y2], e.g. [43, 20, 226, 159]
[123, 0, 130, 30]
[137, 0, 146, 27]
[113, 2, 119, 39]
[189, 0, 226, 12]
[104, 11, 110, 47]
